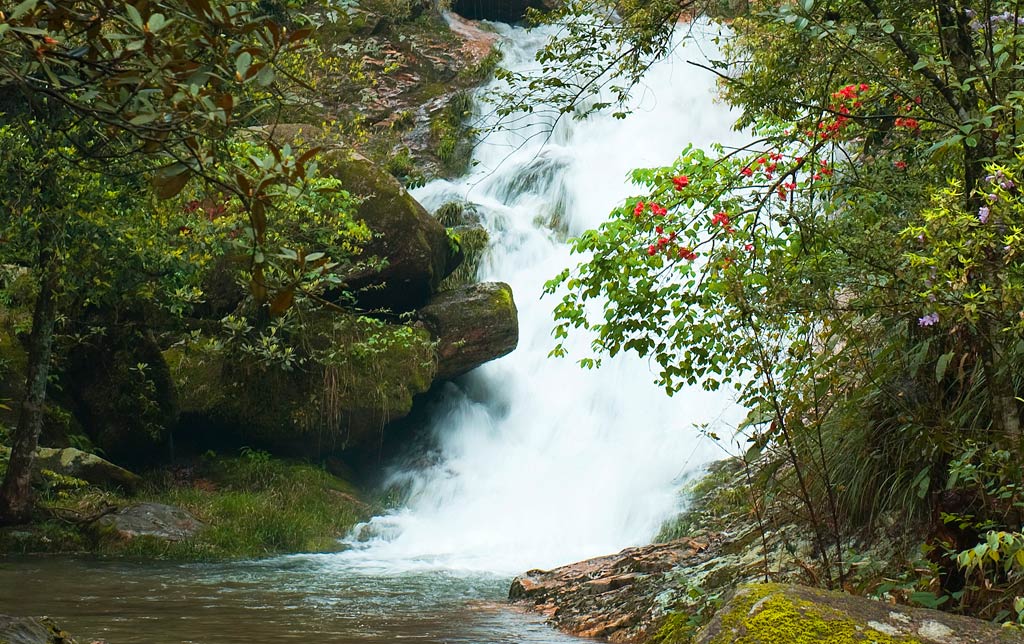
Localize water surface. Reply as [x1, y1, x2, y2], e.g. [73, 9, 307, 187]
[0, 556, 585, 643]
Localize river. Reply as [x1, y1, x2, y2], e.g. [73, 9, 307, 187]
[1, 18, 742, 644]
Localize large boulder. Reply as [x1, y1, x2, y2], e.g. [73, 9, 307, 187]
[62, 325, 177, 467]
[0, 446, 142, 491]
[167, 311, 438, 456]
[0, 615, 77, 644]
[319, 150, 457, 312]
[417, 282, 518, 380]
[94, 502, 204, 543]
[451, 0, 552, 22]
[252, 126, 459, 312]
[695, 583, 1022, 644]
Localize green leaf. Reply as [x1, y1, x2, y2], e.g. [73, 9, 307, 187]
[10, 0, 38, 20]
[236, 52, 253, 78]
[148, 13, 167, 32]
[124, 3, 144, 28]
[936, 351, 954, 382]
[256, 64, 275, 87]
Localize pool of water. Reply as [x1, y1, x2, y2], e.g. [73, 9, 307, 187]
[0, 556, 586, 643]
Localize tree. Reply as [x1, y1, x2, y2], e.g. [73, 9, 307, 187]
[0, 0, 318, 524]
[535, 0, 1024, 595]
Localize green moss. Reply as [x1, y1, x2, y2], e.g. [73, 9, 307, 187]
[430, 90, 475, 176]
[652, 611, 698, 644]
[710, 584, 922, 644]
[167, 313, 436, 452]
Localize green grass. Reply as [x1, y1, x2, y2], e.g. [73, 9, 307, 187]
[0, 452, 370, 561]
[100, 455, 370, 560]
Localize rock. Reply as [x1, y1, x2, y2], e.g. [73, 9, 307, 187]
[11, 446, 141, 491]
[509, 537, 720, 642]
[443, 11, 500, 63]
[0, 615, 77, 644]
[451, 0, 552, 23]
[319, 150, 457, 312]
[62, 325, 178, 467]
[695, 583, 1023, 644]
[166, 311, 438, 456]
[255, 126, 460, 312]
[417, 282, 518, 380]
[94, 502, 204, 542]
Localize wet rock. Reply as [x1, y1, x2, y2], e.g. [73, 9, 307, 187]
[443, 11, 500, 63]
[25, 446, 141, 491]
[417, 282, 518, 380]
[94, 502, 204, 542]
[695, 583, 1023, 644]
[509, 537, 721, 642]
[0, 615, 77, 644]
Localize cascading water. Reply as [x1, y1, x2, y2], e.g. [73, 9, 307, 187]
[0, 19, 756, 644]
[337, 19, 747, 575]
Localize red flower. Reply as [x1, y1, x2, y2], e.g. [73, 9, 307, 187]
[673, 175, 690, 190]
[894, 117, 920, 130]
[711, 212, 730, 227]
[647, 245, 657, 256]
[634, 201, 646, 217]
[651, 203, 668, 216]
[894, 160, 907, 170]
[740, 167, 753, 177]
[744, 243, 754, 252]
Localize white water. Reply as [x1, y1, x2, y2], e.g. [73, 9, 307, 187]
[335, 20, 746, 575]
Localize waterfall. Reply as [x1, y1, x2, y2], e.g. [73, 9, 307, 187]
[336, 20, 746, 575]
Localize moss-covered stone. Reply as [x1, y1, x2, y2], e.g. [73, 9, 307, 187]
[61, 325, 178, 467]
[167, 312, 437, 456]
[440, 224, 489, 290]
[319, 150, 456, 312]
[696, 584, 1020, 644]
[417, 281, 518, 380]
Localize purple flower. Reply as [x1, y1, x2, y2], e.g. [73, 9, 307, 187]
[989, 193, 1000, 202]
[918, 312, 940, 327]
[1002, 180, 1016, 190]
[979, 206, 990, 223]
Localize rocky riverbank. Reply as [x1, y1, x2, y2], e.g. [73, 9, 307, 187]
[508, 459, 1024, 643]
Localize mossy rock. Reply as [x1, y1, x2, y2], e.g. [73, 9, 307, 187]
[695, 583, 1023, 644]
[167, 312, 437, 456]
[440, 224, 489, 291]
[417, 281, 518, 380]
[451, 0, 552, 22]
[319, 150, 457, 311]
[61, 325, 177, 467]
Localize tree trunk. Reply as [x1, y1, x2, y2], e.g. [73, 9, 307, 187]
[0, 247, 59, 526]
[978, 316, 1022, 446]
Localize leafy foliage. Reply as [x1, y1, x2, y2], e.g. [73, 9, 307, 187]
[543, 0, 1024, 618]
